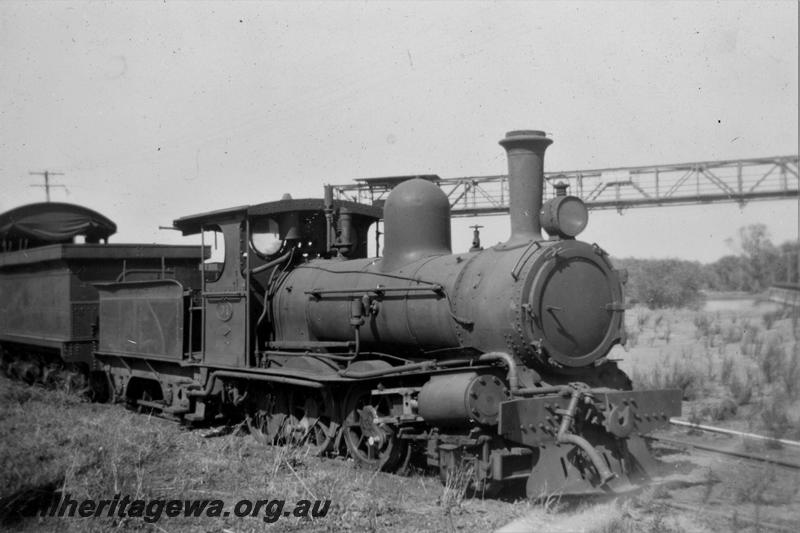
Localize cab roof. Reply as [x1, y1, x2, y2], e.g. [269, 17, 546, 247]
[172, 198, 383, 236]
[0, 202, 117, 246]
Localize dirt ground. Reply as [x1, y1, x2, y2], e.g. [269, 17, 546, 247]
[2, 297, 798, 532]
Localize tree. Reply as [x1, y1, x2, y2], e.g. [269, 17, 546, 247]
[614, 257, 706, 309]
[776, 241, 800, 285]
[708, 255, 749, 291]
[738, 224, 780, 291]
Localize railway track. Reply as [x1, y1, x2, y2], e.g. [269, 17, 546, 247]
[644, 419, 800, 532]
[646, 418, 800, 470]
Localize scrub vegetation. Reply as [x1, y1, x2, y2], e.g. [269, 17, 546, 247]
[622, 303, 800, 440]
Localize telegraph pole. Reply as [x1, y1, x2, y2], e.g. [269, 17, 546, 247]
[29, 170, 65, 202]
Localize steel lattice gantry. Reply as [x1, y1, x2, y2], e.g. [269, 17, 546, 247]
[332, 155, 799, 216]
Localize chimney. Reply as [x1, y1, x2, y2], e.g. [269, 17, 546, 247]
[498, 130, 553, 244]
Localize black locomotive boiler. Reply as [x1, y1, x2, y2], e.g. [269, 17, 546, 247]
[0, 130, 681, 496]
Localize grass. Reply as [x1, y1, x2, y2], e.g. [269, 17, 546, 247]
[576, 498, 688, 533]
[0, 375, 539, 532]
[618, 299, 800, 439]
[439, 460, 473, 512]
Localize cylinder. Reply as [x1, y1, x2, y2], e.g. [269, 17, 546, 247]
[498, 130, 553, 244]
[418, 372, 510, 427]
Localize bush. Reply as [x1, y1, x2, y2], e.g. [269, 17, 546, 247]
[634, 351, 705, 401]
[728, 374, 753, 406]
[721, 320, 746, 344]
[762, 309, 784, 330]
[781, 343, 800, 399]
[694, 313, 712, 339]
[759, 339, 786, 384]
[758, 397, 792, 440]
[615, 258, 705, 309]
[704, 397, 738, 421]
[720, 355, 735, 385]
[739, 322, 765, 357]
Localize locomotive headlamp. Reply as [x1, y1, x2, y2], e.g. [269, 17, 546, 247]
[540, 182, 588, 238]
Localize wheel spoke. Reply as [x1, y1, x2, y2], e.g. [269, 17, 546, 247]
[283, 391, 333, 455]
[342, 386, 409, 472]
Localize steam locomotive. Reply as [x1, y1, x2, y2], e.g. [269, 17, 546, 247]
[0, 130, 681, 496]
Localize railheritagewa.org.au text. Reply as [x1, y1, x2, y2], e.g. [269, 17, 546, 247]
[26, 493, 331, 523]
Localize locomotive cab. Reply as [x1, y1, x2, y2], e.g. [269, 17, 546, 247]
[171, 197, 382, 368]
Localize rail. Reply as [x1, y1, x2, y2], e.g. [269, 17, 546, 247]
[643, 419, 800, 470]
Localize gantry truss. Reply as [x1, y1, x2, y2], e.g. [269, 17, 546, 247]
[332, 155, 799, 216]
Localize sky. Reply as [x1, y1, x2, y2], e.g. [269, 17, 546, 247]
[0, 1, 797, 263]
